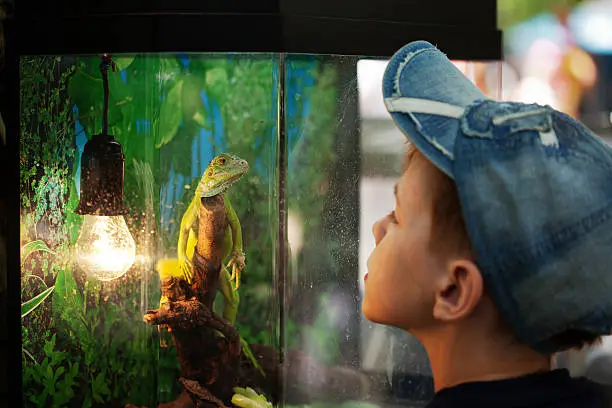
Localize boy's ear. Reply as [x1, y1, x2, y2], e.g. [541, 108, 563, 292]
[432, 260, 484, 322]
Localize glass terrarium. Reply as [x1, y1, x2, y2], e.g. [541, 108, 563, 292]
[3, 1, 502, 407]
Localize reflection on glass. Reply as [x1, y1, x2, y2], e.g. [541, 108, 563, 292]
[283, 55, 500, 408]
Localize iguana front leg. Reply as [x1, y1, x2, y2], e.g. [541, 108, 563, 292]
[177, 196, 199, 284]
[224, 197, 245, 291]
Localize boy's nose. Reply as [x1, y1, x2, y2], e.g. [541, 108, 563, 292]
[372, 217, 388, 245]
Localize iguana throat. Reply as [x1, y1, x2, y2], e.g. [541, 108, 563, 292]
[197, 153, 249, 198]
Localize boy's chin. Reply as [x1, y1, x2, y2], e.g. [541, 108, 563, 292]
[361, 298, 380, 323]
[362, 299, 394, 326]
[362, 299, 425, 333]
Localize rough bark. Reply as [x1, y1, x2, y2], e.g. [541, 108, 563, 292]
[139, 196, 240, 408]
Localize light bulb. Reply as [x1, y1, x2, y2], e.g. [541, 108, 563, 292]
[75, 214, 136, 281]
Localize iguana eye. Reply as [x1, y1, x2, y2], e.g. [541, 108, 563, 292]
[218, 157, 226, 165]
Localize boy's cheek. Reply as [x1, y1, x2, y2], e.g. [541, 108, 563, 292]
[367, 242, 387, 274]
[367, 247, 398, 291]
[362, 276, 388, 322]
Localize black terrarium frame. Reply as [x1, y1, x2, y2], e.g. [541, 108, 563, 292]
[17, 0, 501, 58]
[2, 0, 502, 407]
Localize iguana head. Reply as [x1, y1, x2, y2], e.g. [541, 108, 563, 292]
[197, 153, 249, 198]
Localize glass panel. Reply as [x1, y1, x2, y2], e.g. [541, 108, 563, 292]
[19, 53, 279, 407]
[284, 55, 501, 407]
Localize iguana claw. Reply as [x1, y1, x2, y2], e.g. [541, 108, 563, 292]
[226, 250, 246, 291]
[178, 256, 193, 284]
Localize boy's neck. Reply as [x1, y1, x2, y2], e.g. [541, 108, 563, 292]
[418, 327, 552, 392]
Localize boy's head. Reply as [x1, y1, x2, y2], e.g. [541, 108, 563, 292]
[363, 41, 612, 355]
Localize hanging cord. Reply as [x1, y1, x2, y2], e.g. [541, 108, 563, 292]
[100, 54, 116, 135]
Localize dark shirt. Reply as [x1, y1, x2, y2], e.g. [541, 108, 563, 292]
[426, 369, 610, 408]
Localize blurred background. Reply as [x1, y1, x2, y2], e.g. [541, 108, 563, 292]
[499, 0, 612, 139]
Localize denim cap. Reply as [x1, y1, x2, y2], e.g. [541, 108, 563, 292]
[383, 40, 612, 354]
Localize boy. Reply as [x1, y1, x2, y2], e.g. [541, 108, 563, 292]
[363, 41, 612, 407]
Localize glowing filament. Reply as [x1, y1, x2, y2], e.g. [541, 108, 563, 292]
[76, 215, 136, 281]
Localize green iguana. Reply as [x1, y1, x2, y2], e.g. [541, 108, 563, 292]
[159, 153, 248, 324]
[156, 153, 264, 375]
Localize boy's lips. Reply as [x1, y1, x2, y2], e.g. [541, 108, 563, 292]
[364, 273, 368, 281]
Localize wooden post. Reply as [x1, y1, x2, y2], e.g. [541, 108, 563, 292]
[192, 196, 226, 310]
[142, 195, 241, 407]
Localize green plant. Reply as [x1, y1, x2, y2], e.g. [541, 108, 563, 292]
[23, 333, 80, 408]
[20, 56, 77, 372]
[20, 57, 75, 239]
[21, 239, 56, 285]
[21, 240, 56, 364]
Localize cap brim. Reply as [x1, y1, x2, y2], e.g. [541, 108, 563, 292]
[382, 41, 487, 178]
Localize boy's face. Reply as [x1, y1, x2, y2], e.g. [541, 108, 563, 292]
[363, 152, 449, 331]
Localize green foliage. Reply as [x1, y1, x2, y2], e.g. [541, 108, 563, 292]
[19, 56, 76, 377]
[20, 56, 75, 235]
[283, 60, 342, 358]
[21, 240, 57, 267]
[20, 55, 161, 407]
[301, 291, 343, 366]
[20, 240, 57, 364]
[21, 239, 56, 289]
[64, 169, 83, 245]
[215, 56, 280, 345]
[498, 0, 583, 30]
[23, 333, 80, 407]
[51, 275, 159, 407]
[21, 286, 54, 319]
[287, 61, 338, 236]
[19, 57, 77, 378]
[157, 79, 184, 148]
